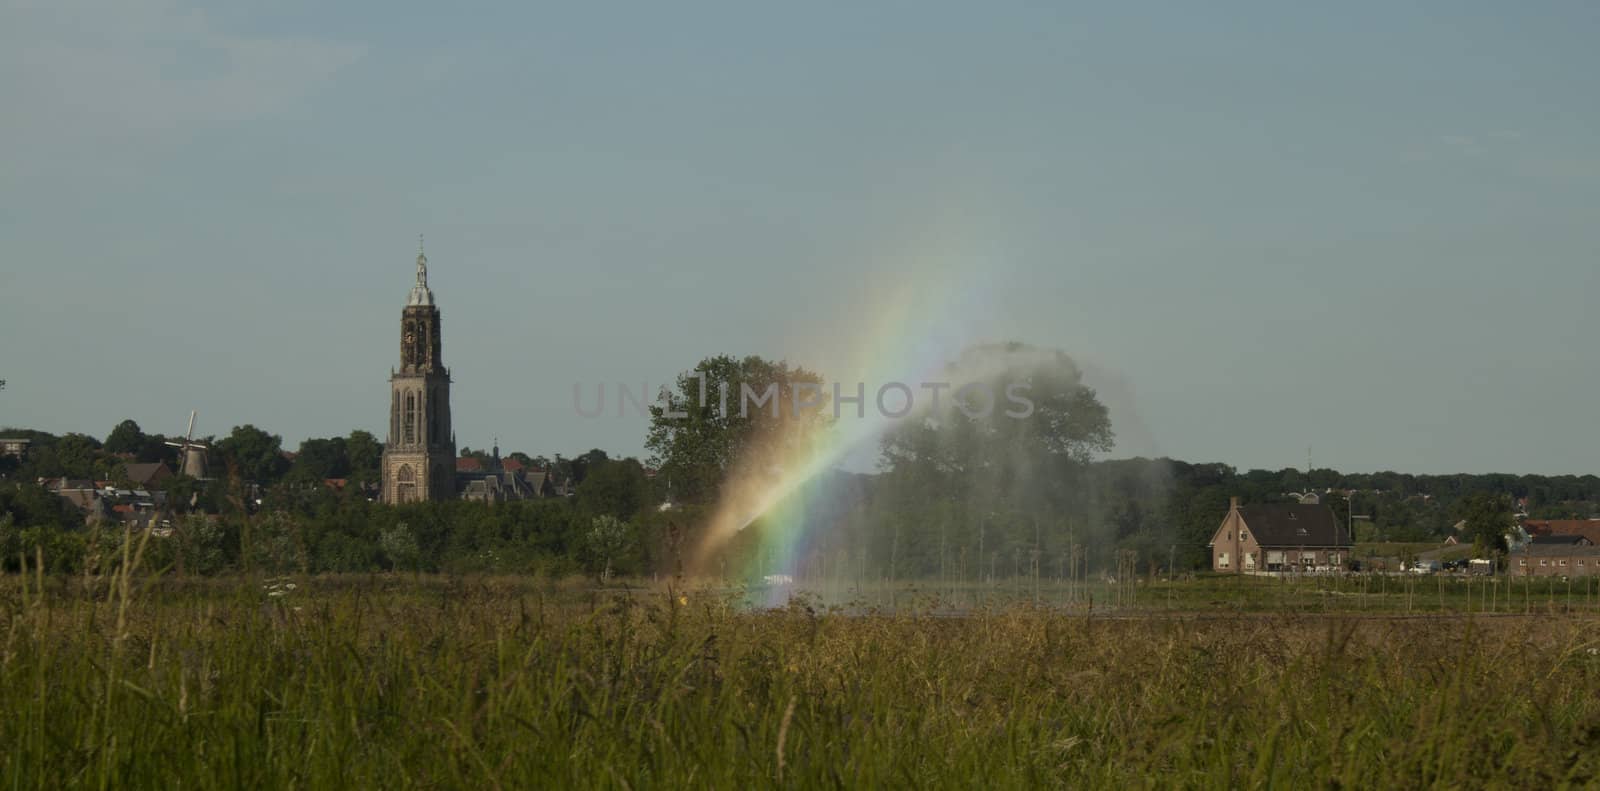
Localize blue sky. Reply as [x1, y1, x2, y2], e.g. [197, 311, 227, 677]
[2, 1, 1597, 474]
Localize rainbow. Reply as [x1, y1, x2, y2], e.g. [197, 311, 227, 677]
[691, 261, 1005, 604]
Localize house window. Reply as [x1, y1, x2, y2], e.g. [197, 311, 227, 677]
[1240, 531, 1249, 542]
[1330, 553, 1341, 565]
[1245, 553, 1256, 569]
[1540, 560, 1548, 567]
[1560, 560, 1568, 567]
[1218, 552, 1230, 569]
[1519, 559, 1527, 566]
[1301, 552, 1316, 564]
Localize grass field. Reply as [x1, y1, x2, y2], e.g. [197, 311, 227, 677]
[5, 566, 1600, 789]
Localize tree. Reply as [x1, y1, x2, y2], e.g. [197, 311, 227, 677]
[645, 354, 830, 505]
[24, 433, 113, 480]
[216, 425, 289, 484]
[104, 420, 146, 456]
[0, 481, 81, 531]
[171, 514, 227, 576]
[380, 521, 421, 572]
[585, 515, 633, 581]
[1457, 492, 1512, 557]
[291, 437, 350, 481]
[880, 343, 1113, 508]
[345, 430, 383, 483]
[567, 449, 611, 486]
[874, 343, 1115, 574]
[576, 457, 652, 521]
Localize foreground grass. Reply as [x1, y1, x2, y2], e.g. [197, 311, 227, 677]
[3, 574, 1600, 788]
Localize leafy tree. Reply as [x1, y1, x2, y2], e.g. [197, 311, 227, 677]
[345, 430, 383, 483]
[585, 515, 632, 581]
[646, 354, 830, 504]
[290, 437, 350, 481]
[1457, 492, 1512, 557]
[857, 344, 1119, 576]
[379, 521, 421, 572]
[216, 425, 290, 484]
[104, 420, 146, 456]
[567, 449, 611, 486]
[23, 433, 113, 481]
[172, 515, 227, 576]
[576, 457, 651, 520]
[0, 481, 80, 530]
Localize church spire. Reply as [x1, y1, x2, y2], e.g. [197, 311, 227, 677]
[417, 234, 428, 284]
[408, 234, 435, 306]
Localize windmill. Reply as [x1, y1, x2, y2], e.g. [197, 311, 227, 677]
[166, 410, 211, 480]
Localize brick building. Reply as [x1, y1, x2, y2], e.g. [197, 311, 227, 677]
[1209, 497, 1352, 574]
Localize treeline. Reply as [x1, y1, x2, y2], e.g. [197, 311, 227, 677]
[0, 456, 665, 578]
[6, 451, 1595, 578]
[0, 420, 666, 577]
[5, 343, 1599, 580]
[644, 347, 1599, 579]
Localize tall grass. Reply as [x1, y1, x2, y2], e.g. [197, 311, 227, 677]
[2, 571, 1599, 788]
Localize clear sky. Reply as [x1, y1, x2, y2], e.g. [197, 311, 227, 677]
[2, 1, 1597, 475]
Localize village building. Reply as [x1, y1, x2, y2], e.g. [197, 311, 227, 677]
[122, 461, 173, 489]
[1522, 519, 1600, 545]
[1509, 534, 1600, 577]
[0, 438, 30, 460]
[456, 444, 559, 503]
[1209, 497, 1352, 574]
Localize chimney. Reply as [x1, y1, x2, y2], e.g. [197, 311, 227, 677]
[1229, 496, 1240, 511]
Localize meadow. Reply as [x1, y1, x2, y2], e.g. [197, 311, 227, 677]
[4, 565, 1600, 788]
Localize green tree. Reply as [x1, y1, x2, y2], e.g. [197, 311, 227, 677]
[0, 481, 80, 531]
[379, 521, 421, 572]
[216, 425, 290, 484]
[290, 437, 350, 481]
[104, 420, 146, 456]
[875, 343, 1115, 575]
[567, 449, 611, 486]
[1457, 492, 1512, 557]
[645, 355, 830, 504]
[880, 344, 1113, 510]
[576, 457, 652, 520]
[585, 515, 633, 581]
[25, 433, 113, 481]
[171, 514, 227, 576]
[345, 430, 383, 483]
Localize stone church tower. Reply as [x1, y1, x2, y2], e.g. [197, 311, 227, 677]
[381, 241, 456, 503]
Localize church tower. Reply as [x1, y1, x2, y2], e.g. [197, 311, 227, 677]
[381, 239, 456, 502]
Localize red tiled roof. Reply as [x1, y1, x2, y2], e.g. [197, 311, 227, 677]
[1526, 520, 1600, 544]
[456, 457, 483, 472]
[501, 458, 524, 473]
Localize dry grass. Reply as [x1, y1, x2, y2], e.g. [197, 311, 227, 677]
[2, 570, 1600, 788]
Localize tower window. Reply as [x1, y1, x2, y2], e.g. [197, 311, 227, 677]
[404, 392, 416, 444]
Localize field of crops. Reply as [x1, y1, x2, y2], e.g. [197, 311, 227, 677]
[4, 569, 1600, 788]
